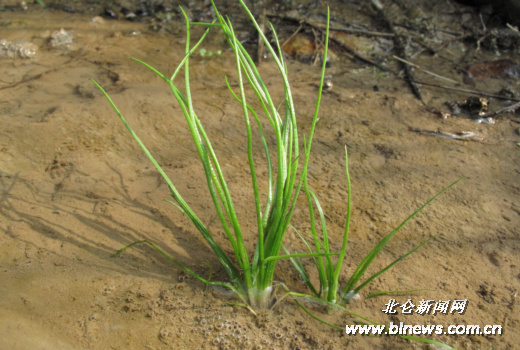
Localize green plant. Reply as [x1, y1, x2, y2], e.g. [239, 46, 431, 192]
[280, 159, 462, 350]
[93, 2, 461, 347]
[93, 0, 332, 311]
[288, 165, 463, 306]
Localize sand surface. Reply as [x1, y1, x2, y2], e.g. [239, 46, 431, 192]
[1, 2, 519, 349]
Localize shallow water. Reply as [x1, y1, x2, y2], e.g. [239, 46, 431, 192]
[1, 2, 519, 349]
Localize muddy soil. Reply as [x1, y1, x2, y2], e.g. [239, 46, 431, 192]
[1, 1, 519, 349]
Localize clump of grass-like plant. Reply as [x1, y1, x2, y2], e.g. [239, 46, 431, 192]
[289, 166, 463, 306]
[282, 152, 462, 349]
[93, 7, 462, 349]
[93, 2, 461, 347]
[93, 0, 332, 311]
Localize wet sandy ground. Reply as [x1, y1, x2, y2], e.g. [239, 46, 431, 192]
[1, 2, 519, 349]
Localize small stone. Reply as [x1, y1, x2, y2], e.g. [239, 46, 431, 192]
[91, 16, 105, 24]
[50, 28, 74, 47]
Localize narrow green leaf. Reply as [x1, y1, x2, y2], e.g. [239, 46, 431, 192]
[343, 177, 465, 294]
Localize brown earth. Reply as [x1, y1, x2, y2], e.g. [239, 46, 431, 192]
[0, 1, 519, 350]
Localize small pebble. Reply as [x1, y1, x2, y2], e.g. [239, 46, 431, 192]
[91, 16, 105, 24]
[50, 28, 74, 47]
[324, 80, 333, 90]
